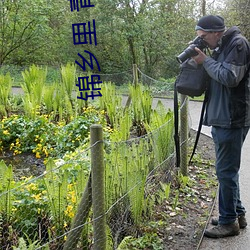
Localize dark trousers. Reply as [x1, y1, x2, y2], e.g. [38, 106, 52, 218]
[211, 126, 249, 225]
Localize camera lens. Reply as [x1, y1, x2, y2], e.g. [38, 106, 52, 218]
[176, 44, 198, 63]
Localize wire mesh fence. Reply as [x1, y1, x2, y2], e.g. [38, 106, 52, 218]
[0, 118, 188, 249]
[1, 63, 174, 96]
[0, 64, 134, 87]
[0, 64, 191, 249]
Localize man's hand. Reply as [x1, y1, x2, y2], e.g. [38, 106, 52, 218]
[192, 47, 207, 64]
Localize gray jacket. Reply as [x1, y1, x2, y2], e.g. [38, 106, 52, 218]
[203, 26, 250, 128]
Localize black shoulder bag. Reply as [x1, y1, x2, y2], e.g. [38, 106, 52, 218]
[175, 58, 208, 97]
[174, 58, 210, 168]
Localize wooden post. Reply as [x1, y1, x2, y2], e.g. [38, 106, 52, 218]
[91, 124, 106, 250]
[180, 94, 188, 176]
[63, 175, 92, 250]
[133, 64, 138, 86]
[125, 64, 138, 109]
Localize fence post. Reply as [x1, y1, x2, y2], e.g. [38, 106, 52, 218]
[63, 175, 92, 250]
[125, 64, 138, 109]
[180, 94, 188, 176]
[91, 124, 106, 250]
[133, 64, 138, 86]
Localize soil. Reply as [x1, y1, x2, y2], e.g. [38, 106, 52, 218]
[158, 130, 217, 250]
[0, 152, 45, 180]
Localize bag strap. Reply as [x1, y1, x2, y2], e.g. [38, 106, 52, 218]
[174, 80, 208, 168]
[188, 91, 208, 164]
[174, 80, 180, 168]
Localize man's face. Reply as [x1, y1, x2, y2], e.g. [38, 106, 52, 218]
[196, 30, 222, 49]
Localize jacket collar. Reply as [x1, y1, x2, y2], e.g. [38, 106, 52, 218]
[212, 26, 241, 58]
[221, 26, 241, 46]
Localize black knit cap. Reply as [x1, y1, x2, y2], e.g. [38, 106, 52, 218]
[195, 15, 225, 32]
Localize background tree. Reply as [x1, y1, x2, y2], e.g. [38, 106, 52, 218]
[0, 0, 76, 66]
[220, 0, 250, 39]
[1, 0, 243, 81]
[0, 0, 49, 65]
[85, 0, 201, 78]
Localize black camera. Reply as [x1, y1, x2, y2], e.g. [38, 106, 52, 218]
[176, 36, 208, 63]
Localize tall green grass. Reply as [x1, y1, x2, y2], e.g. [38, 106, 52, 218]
[0, 73, 12, 116]
[21, 65, 47, 118]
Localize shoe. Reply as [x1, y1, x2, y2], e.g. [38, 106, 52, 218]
[211, 214, 247, 229]
[204, 222, 240, 238]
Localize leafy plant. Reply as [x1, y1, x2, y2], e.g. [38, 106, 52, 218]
[105, 136, 154, 247]
[43, 160, 68, 218]
[13, 236, 43, 250]
[0, 73, 12, 116]
[172, 190, 180, 210]
[0, 107, 104, 158]
[99, 81, 123, 128]
[21, 65, 47, 118]
[0, 161, 15, 222]
[117, 233, 163, 250]
[145, 100, 174, 164]
[129, 84, 153, 131]
[12, 176, 49, 241]
[158, 182, 171, 203]
[60, 63, 76, 101]
[178, 173, 192, 189]
[43, 84, 56, 114]
[0, 161, 17, 248]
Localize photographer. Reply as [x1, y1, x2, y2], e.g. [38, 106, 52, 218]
[192, 15, 250, 238]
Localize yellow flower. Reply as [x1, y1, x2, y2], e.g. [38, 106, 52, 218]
[32, 193, 42, 201]
[42, 147, 49, 157]
[3, 130, 9, 135]
[36, 152, 41, 159]
[26, 183, 37, 191]
[21, 176, 32, 181]
[12, 207, 17, 212]
[65, 205, 74, 218]
[14, 149, 21, 155]
[71, 195, 76, 204]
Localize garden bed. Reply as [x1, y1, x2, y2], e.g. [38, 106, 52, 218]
[0, 152, 45, 180]
[161, 131, 217, 250]
[0, 129, 217, 250]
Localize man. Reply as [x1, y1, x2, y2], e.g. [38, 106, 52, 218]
[192, 15, 250, 238]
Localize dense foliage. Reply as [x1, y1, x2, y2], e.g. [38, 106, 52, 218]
[0, 70, 176, 248]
